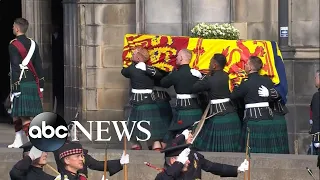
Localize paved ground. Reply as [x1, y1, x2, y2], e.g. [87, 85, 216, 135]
[0, 120, 21, 148]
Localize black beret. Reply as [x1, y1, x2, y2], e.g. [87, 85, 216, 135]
[19, 141, 33, 153]
[57, 141, 83, 160]
[171, 134, 186, 146]
[160, 144, 190, 157]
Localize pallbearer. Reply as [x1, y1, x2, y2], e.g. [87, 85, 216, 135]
[258, 83, 290, 154]
[121, 48, 168, 151]
[230, 56, 279, 153]
[160, 49, 203, 144]
[191, 53, 241, 152]
[135, 47, 173, 149]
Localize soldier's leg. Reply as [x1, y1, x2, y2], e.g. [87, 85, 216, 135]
[21, 116, 31, 139]
[8, 117, 24, 148]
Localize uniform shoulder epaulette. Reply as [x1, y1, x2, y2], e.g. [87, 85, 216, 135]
[9, 39, 17, 44]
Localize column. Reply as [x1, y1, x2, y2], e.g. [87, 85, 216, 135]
[62, 0, 81, 121]
[21, 0, 53, 111]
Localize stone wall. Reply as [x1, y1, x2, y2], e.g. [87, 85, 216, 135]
[21, 0, 319, 152]
[0, 148, 319, 180]
[77, 0, 136, 147]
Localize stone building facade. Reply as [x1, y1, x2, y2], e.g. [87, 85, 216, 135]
[21, 0, 319, 153]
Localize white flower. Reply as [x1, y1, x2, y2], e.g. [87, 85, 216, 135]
[191, 22, 240, 40]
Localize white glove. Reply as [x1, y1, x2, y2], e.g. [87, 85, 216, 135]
[101, 175, 108, 180]
[54, 175, 70, 180]
[28, 146, 43, 161]
[135, 62, 146, 71]
[181, 129, 190, 140]
[190, 69, 203, 78]
[176, 148, 190, 164]
[40, 88, 44, 92]
[258, 85, 269, 97]
[309, 119, 313, 125]
[237, 159, 249, 172]
[120, 151, 129, 165]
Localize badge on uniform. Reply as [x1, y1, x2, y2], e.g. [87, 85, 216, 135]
[194, 153, 198, 160]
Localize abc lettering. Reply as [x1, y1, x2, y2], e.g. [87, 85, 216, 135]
[29, 121, 68, 139]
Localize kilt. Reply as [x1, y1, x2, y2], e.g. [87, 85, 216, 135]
[11, 81, 43, 117]
[128, 103, 168, 141]
[193, 112, 241, 152]
[241, 114, 289, 154]
[163, 108, 202, 144]
[156, 101, 173, 127]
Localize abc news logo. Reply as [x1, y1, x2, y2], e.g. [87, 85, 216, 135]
[29, 112, 151, 152]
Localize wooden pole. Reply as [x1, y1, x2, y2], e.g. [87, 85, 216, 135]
[124, 135, 128, 180]
[103, 144, 107, 180]
[45, 164, 59, 175]
[244, 128, 250, 180]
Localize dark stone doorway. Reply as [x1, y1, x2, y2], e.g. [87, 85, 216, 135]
[0, 0, 22, 123]
[51, 0, 64, 117]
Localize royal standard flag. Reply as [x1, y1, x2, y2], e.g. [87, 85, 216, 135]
[122, 34, 287, 97]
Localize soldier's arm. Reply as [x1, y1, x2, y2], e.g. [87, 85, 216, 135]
[155, 162, 184, 180]
[264, 78, 281, 101]
[121, 64, 133, 78]
[85, 153, 123, 176]
[230, 80, 248, 100]
[145, 66, 165, 79]
[191, 75, 210, 93]
[9, 156, 32, 179]
[160, 70, 177, 88]
[198, 153, 238, 177]
[8, 44, 21, 88]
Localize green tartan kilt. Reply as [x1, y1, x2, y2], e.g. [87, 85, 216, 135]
[163, 108, 202, 144]
[11, 81, 43, 117]
[156, 101, 173, 126]
[193, 112, 241, 152]
[128, 103, 168, 141]
[241, 115, 289, 154]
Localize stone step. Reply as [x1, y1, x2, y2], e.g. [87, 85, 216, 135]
[0, 148, 318, 180]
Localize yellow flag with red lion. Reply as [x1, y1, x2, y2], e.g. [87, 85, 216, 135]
[122, 34, 284, 91]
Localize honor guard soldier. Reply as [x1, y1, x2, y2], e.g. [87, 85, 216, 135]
[135, 47, 173, 150]
[160, 49, 203, 144]
[230, 56, 286, 153]
[9, 142, 55, 180]
[309, 70, 320, 154]
[8, 18, 44, 146]
[121, 48, 168, 151]
[54, 123, 129, 179]
[155, 134, 248, 180]
[191, 53, 241, 152]
[54, 141, 87, 180]
[53, 141, 129, 179]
